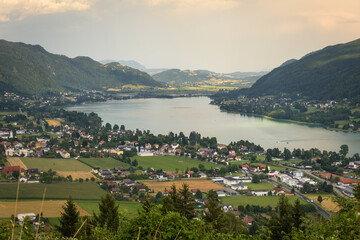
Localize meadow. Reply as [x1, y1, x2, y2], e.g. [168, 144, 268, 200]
[75, 200, 142, 216]
[305, 193, 339, 212]
[21, 157, 91, 172]
[221, 195, 304, 208]
[131, 155, 217, 172]
[141, 179, 225, 193]
[0, 183, 106, 200]
[78, 157, 131, 169]
[245, 182, 275, 190]
[0, 200, 89, 218]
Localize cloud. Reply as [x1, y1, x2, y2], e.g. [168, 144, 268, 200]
[0, 0, 91, 22]
[134, 0, 240, 11]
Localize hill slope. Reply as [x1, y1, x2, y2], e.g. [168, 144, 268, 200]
[153, 68, 263, 85]
[246, 38, 360, 99]
[0, 40, 162, 95]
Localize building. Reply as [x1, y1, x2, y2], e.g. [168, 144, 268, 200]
[231, 183, 248, 190]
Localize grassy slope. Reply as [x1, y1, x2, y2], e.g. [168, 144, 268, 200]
[78, 157, 131, 169]
[21, 157, 91, 172]
[75, 200, 141, 216]
[130, 155, 217, 172]
[0, 183, 106, 200]
[221, 195, 304, 208]
[245, 182, 275, 190]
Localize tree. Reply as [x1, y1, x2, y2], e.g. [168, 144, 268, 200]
[252, 174, 260, 183]
[195, 190, 203, 199]
[93, 194, 120, 233]
[131, 159, 138, 167]
[268, 195, 293, 239]
[57, 196, 80, 237]
[301, 182, 312, 193]
[203, 190, 224, 229]
[105, 122, 112, 130]
[12, 170, 19, 180]
[339, 144, 349, 158]
[317, 195, 323, 204]
[120, 125, 125, 131]
[113, 124, 119, 130]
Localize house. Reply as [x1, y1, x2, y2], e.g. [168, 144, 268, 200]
[134, 184, 147, 192]
[243, 216, 255, 225]
[220, 203, 234, 212]
[224, 177, 239, 186]
[191, 189, 200, 195]
[225, 188, 239, 196]
[231, 183, 248, 191]
[272, 187, 285, 195]
[199, 172, 207, 178]
[251, 190, 269, 196]
[59, 150, 70, 159]
[237, 177, 252, 183]
[258, 164, 268, 171]
[216, 190, 226, 197]
[17, 213, 36, 225]
[293, 171, 303, 178]
[2, 166, 25, 174]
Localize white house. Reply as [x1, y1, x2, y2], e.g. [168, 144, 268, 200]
[251, 190, 269, 196]
[231, 183, 248, 190]
[17, 213, 36, 225]
[293, 171, 303, 178]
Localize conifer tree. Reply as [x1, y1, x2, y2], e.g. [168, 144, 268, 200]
[203, 190, 224, 228]
[93, 193, 119, 233]
[57, 196, 80, 237]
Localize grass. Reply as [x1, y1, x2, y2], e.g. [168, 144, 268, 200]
[221, 195, 304, 208]
[78, 157, 131, 169]
[0, 183, 107, 200]
[75, 200, 141, 216]
[21, 157, 91, 172]
[245, 182, 275, 190]
[131, 156, 217, 172]
[305, 193, 339, 212]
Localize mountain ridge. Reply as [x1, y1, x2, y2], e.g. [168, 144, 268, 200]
[0, 40, 162, 95]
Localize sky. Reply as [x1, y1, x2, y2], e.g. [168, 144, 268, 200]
[0, 0, 359, 73]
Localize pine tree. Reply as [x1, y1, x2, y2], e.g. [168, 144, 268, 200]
[57, 196, 80, 237]
[93, 194, 119, 233]
[203, 190, 224, 228]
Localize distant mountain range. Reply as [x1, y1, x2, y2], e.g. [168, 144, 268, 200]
[152, 69, 266, 85]
[244, 38, 360, 99]
[0, 40, 162, 95]
[99, 60, 167, 75]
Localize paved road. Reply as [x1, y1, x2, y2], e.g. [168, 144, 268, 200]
[267, 179, 332, 219]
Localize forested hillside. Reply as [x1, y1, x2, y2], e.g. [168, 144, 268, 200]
[0, 40, 162, 95]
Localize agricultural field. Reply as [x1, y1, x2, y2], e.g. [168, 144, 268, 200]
[56, 171, 96, 180]
[7, 157, 28, 170]
[0, 183, 106, 200]
[141, 179, 226, 193]
[131, 156, 217, 172]
[21, 157, 91, 172]
[78, 157, 131, 169]
[45, 119, 62, 127]
[245, 182, 275, 190]
[0, 200, 89, 218]
[305, 194, 339, 212]
[221, 195, 304, 208]
[75, 200, 141, 216]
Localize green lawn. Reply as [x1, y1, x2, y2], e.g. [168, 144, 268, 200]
[246, 182, 275, 190]
[75, 200, 141, 216]
[21, 157, 91, 172]
[221, 195, 304, 208]
[0, 183, 106, 200]
[130, 156, 217, 172]
[78, 157, 131, 169]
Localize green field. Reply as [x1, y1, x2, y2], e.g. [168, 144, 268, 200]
[21, 158, 91, 172]
[78, 157, 131, 169]
[221, 195, 304, 208]
[0, 183, 106, 200]
[130, 156, 217, 172]
[76, 200, 141, 216]
[245, 182, 275, 190]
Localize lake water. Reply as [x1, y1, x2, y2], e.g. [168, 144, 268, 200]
[66, 97, 360, 155]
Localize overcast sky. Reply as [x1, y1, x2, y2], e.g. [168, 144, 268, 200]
[0, 0, 359, 73]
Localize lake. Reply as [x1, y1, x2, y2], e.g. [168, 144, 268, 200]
[66, 97, 360, 155]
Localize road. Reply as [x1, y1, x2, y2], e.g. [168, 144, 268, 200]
[267, 178, 332, 219]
